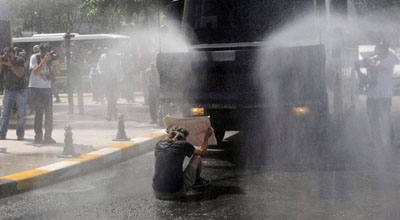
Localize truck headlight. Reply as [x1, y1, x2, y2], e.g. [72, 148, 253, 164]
[190, 108, 205, 116]
[292, 106, 310, 116]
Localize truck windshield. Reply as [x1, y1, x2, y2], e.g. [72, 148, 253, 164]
[186, 0, 315, 44]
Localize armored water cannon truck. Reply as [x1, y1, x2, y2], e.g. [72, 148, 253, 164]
[157, 0, 358, 143]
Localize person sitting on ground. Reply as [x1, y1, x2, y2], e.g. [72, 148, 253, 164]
[152, 125, 214, 200]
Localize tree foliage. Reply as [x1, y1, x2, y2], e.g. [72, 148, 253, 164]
[9, 0, 171, 35]
[11, 0, 400, 36]
[352, 0, 400, 45]
[79, 0, 171, 31]
[353, 0, 400, 15]
[9, 0, 82, 34]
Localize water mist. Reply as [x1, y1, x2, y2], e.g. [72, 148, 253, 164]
[243, 8, 400, 218]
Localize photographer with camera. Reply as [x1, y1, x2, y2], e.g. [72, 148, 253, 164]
[29, 42, 60, 144]
[0, 47, 27, 140]
[355, 41, 397, 149]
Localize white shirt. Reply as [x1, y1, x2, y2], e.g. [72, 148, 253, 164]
[29, 53, 52, 88]
[365, 55, 396, 98]
[96, 52, 122, 80]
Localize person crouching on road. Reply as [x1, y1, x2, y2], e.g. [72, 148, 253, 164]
[0, 47, 27, 140]
[153, 125, 214, 200]
[29, 43, 60, 144]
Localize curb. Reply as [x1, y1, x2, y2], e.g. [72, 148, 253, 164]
[0, 131, 165, 198]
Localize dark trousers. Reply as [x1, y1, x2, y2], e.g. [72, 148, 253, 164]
[52, 80, 60, 102]
[67, 77, 84, 113]
[27, 88, 34, 113]
[0, 89, 27, 138]
[105, 80, 118, 119]
[30, 88, 53, 140]
[123, 76, 135, 102]
[148, 86, 159, 122]
[367, 98, 394, 147]
[91, 75, 104, 103]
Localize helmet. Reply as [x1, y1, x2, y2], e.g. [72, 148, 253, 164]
[14, 47, 25, 55]
[33, 45, 40, 53]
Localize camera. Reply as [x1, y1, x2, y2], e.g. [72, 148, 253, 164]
[42, 47, 58, 61]
[49, 50, 59, 60]
[43, 50, 57, 80]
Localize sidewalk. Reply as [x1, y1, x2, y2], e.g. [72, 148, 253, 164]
[0, 92, 144, 99]
[0, 94, 165, 197]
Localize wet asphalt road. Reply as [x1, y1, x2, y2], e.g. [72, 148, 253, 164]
[2, 97, 400, 219]
[1, 136, 400, 219]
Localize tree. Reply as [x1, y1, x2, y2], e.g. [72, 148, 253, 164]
[352, 0, 400, 46]
[353, 0, 400, 14]
[9, 0, 175, 35]
[9, 0, 82, 34]
[79, 0, 172, 32]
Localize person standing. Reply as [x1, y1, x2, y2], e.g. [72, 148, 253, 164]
[15, 47, 29, 114]
[0, 47, 27, 140]
[121, 52, 135, 103]
[29, 43, 60, 144]
[51, 75, 61, 103]
[137, 48, 149, 105]
[67, 46, 84, 114]
[88, 49, 103, 104]
[146, 63, 160, 124]
[97, 47, 121, 121]
[26, 45, 40, 114]
[355, 41, 397, 149]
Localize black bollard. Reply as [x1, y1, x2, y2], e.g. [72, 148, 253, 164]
[58, 126, 77, 158]
[113, 114, 131, 141]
